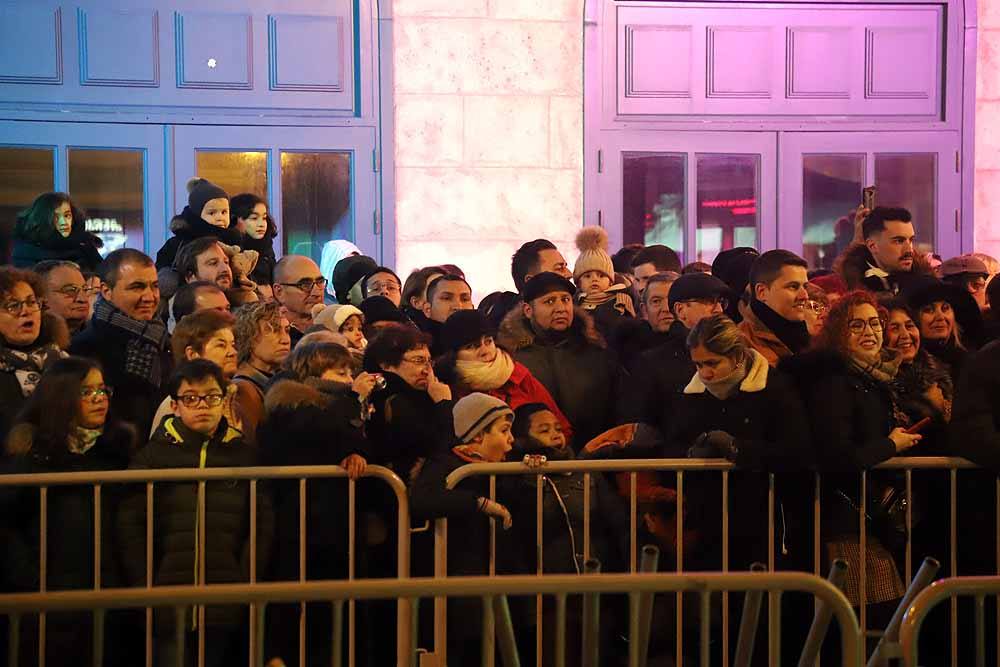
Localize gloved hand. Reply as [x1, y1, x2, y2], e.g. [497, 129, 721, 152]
[477, 497, 513, 530]
[687, 430, 738, 461]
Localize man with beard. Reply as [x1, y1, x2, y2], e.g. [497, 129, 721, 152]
[835, 207, 931, 295]
[739, 250, 811, 366]
[272, 255, 327, 347]
[175, 237, 234, 290]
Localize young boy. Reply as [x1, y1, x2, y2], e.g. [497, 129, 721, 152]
[573, 226, 636, 339]
[117, 359, 272, 667]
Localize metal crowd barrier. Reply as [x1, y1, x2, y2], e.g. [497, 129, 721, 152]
[0, 571, 862, 667]
[0, 464, 411, 667]
[899, 576, 1000, 667]
[431, 456, 988, 667]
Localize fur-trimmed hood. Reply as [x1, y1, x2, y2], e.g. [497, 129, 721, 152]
[496, 305, 606, 353]
[683, 348, 770, 394]
[168, 207, 242, 244]
[264, 377, 355, 414]
[835, 242, 934, 292]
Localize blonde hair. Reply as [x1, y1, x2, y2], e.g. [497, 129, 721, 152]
[686, 314, 749, 361]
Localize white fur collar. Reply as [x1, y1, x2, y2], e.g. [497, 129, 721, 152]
[683, 348, 770, 395]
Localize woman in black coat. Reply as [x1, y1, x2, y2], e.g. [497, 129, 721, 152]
[11, 192, 103, 271]
[781, 291, 921, 637]
[256, 341, 376, 667]
[904, 277, 984, 380]
[0, 356, 137, 666]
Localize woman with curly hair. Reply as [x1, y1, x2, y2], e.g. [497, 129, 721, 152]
[11, 192, 103, 271]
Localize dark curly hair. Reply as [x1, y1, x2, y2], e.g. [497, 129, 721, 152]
[363, 323, 432, 373]
[0, 266, 44, 301]
[811, 290, 887, 358]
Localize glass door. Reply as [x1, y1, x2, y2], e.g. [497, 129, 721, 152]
[599, 132, 776, 265]
[172, 126, 378, 267]
[0, 121, 166, 260]
[779, 131, 961, 269]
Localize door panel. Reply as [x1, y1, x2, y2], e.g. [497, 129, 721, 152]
[601, 131, 776, 263]
[0, 120, 166, 258]
[172, 125, 378, 265]
[779, 131, 961, 268]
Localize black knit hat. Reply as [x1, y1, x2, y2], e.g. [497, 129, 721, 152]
[668, 272, 733, 311]
[522, 271, 576, 303]
[333, 255, 378, 304]
[359, 295, 410, 326]
[712, 247, 759, 293]
[512, 402, 551, 439]
[187, 178, 229, 218]
[440, 309, 492, 353]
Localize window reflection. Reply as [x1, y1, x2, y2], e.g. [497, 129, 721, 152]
[0, 147, 54, 262]
[802, 155, 864, 269]
[696, 154, 758, 264]
[874, 154, 936, 255]
[281, 151, 352, 265]
[68, 149, 144, 257]
[195, 150, 268, 200]
[622, 153, 685, 259]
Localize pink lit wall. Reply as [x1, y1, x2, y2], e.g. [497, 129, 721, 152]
[977, 0, 1000, 258]
[391, 0, 585, 297]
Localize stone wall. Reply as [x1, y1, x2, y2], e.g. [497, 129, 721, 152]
[391, 0, 585, 297]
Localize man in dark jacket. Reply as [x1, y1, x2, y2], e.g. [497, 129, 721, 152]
[611, 271, 679, 369]
[497, 272, 623, 450]
[69, 249, 171, 435]
[834, 207, 934, 296]
[117, 359, 272, 667]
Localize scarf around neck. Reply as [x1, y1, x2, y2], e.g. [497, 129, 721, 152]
[578, 285, 636, 318]
[848, 349, 902, 385]
[455, 349, 516, 391]
[750, 299, 810, 353]
[67, 426, 103, 454]
[701, 351, 751, 400]
[93, 297, 168, 385]
[0, 339, 65, 397]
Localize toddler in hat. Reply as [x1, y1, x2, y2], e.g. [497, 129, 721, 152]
[312, 304, 367, 371]
[573, 227, 636, 339]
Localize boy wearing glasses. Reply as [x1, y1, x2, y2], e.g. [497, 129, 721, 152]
[118, 358, 272, 667]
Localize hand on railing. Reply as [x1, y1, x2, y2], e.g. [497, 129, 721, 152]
[889, 427, 922, 453]
[478, 497, 513, 530]
[340, 453, 368, 480]
[522, 454, 547, 469]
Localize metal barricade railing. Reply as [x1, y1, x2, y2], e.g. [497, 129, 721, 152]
[431, 456, 985, 667]
[0, 571, 863, 667]
[899, 576, 1000, 667]
[0, 465, 411, 667]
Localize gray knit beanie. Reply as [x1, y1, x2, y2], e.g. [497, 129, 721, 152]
[453, 393, 513, 443]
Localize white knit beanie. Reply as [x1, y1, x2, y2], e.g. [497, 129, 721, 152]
[453, 393, 514, 443]
[312, 304, 363, 332]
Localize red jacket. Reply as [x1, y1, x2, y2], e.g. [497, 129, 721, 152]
[489, 362, 574, 442]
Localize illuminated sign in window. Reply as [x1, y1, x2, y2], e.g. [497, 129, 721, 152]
[85, 218, 128, 257]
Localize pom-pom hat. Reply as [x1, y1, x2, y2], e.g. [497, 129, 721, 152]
[573, 227, 615, 281]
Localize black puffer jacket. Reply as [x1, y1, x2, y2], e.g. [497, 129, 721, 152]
[366, 371, 454, 481]
[11, 217, 103, 271]
[617, 320, 692, 430]
[155, 209, 242, 270]
[497, 306, 623, 450]
[0, 423, 135, 593]
[117, 416, 273, 630]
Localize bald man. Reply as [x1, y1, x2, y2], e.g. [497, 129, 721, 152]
[272, 255, 326, 347]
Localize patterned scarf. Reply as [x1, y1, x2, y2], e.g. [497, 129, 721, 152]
[454, 350, 516, 391]
[0, 340, 65, 398]
[578, 285, 636, 318]
[93, 297, 169, 386]
[67, 426, 103, 454]
[849, 350, 909, 425]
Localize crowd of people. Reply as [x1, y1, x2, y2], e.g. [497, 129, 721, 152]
[2, 179, 1000, 665]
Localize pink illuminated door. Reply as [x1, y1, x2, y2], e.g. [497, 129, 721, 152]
[779, 132, 961, 269]
[599, 132, 776, 264]
[172, 125, 379, 267]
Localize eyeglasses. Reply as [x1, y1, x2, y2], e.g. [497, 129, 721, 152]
[369, 281, 401, 294]
[175, 393, 225, 408]
[80, 386, 113, 400]
[56, 285, 98, 299]
[806, 300, 828, 314]
[401, 355, 432, 367]
[1, 298, 42, 316]
[848, 318, 883, 334]
[280, 277, 327, 292]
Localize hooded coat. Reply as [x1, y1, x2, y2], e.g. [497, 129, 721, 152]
[154, 208, 242, 271]
[834, 243, 934, 296]
[497, 306, 623, 450]
[11, 214, 104, 271]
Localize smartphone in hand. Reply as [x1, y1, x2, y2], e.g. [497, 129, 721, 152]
[863, 186, 876, 211]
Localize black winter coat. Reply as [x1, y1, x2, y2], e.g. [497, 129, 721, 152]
[68, 317, 171, 435]
[155, 209, 242, 270]
[239, 233, 278, 286]
[608, 318, 674, 372]
[951, 340, 1000, 472]
[497, 307, 623, 450]
[117, 417, 273, 630]
[11, 219, 103, 272]
[0, 423, 135, 593]
[366, 371, 454, 481]
[618, 320, 692, 429]
[0, 314, 67, 442]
